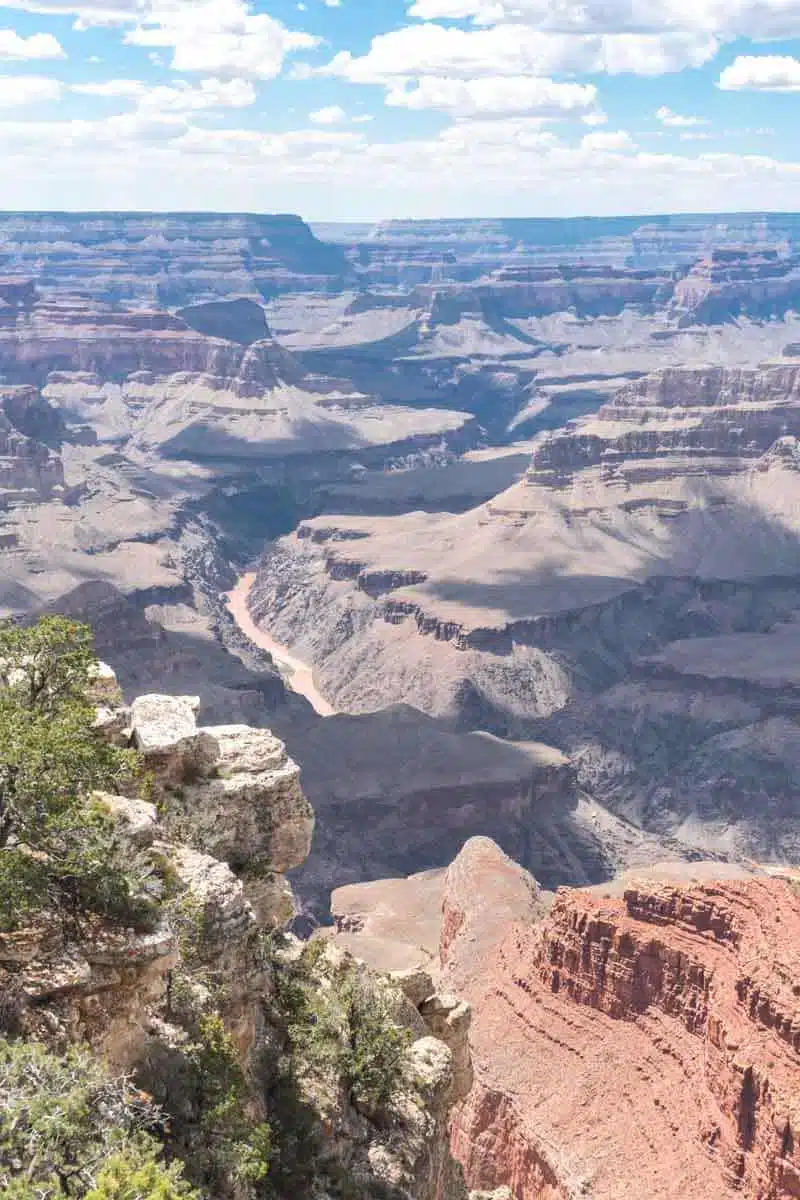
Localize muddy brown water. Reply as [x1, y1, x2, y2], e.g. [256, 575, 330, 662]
[226, 572, 337, 718]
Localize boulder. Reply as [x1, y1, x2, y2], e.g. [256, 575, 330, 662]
[97, 792, 158, 848]
[131, 694, 218, 786]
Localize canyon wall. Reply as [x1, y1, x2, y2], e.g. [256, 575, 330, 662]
[329, 838, 800, 1200]
[249, 357, 800, 873]
[454, 874, 800, 1200]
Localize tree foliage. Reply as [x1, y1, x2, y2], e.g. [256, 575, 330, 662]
[276, 943, 411, 1116]
[185, 1013, 272, 1192]
[0, 616, 153, 931]
[84, 1153, 199, 1200]
[0, 1038, 194, 1200]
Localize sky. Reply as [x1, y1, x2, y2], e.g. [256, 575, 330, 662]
[0, 0, 799, 217]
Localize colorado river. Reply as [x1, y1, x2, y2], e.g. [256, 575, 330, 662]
[225, 573, 337, 717]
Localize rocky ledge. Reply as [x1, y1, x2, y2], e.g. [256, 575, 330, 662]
[1, 670, 473, 1200]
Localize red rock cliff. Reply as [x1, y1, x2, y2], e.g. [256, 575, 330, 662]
[451, 877, 800, 1200]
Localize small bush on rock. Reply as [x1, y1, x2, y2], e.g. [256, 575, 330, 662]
[276, 943, 411, 1117]
[84, 1152, 199, 1200]
[0, 616, 153, 932]
[187, 1012, 272, 1190]
[0, 1037, 177, 1199]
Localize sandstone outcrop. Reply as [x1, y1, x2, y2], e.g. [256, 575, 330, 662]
[331, 840, 800, 1200]
[439, 837, 549, 990]
[451, 874, 800, 1200]
[0, 672, 311, 1071]
[129, 693, 314, 926]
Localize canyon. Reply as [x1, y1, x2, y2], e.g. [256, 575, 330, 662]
[1, 210, 800, 1196]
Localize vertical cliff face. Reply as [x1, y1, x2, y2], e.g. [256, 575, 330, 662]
[0, 385, 64, 514]
[451, 874, 800, 1200]
[2, 673, 473, 1200]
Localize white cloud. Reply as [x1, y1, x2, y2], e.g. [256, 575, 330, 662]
[438, 114, 557, 148]
[656, 105, 707, 126]
[0, 0, 143, 24]
[408, 0, 502, 17]
[385, 75, 597, 116]
[582, 109, 608, 125]
[718, 54, 800, 92]
[319, 24, 719, 85]
[0, 75, 62, 105]
[309, 104, 347, 123]
[0, 29, 65, 59]
[72, 78, 143, 96]
[3, 100, 800, 218]
[406, 0, 800, 41]
[581, 128, 636, 151]
[73, 76, 257, 110]
[679, 129, 712, 140]
[175, 124, 364, 157]
[124, 1, 319, 80]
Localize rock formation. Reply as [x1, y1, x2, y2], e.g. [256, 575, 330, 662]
[454, 873, 800, 1200]
[130, 693, 314, 925]
[0, 213, 350, 307]
[1, 668, 474, 1200]
[330, 839, 800, 1200]
[671, 248, 800, 324]
[0, 384, 64, 517]
[250, 357, 800, 872]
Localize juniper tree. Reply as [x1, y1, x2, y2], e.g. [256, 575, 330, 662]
[0, 616, 151, 930]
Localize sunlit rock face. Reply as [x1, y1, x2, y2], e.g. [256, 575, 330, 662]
[129, 692, 315, 926]
[329, 838, 800, 1200]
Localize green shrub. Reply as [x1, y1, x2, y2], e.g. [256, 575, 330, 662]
[0, 616, 152, 932]
[185, 1013, 272, 1192]
[84, 1151, 199, 1200]
[338, 975, 410, 1113]
[0, 1038, 171, 1198]
[276, 949, 411, 1117]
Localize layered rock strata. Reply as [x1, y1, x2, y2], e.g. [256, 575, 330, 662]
[453, 875, 800, 1200]
[250, 360, 800, 868]
[0, 213, 350, 306]
[0, 385, 64, 513]
[671, 248, 800, 324]
[330, 839, 800, 1200]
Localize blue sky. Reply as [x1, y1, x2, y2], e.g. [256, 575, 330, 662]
[0, 0, 799, 217]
